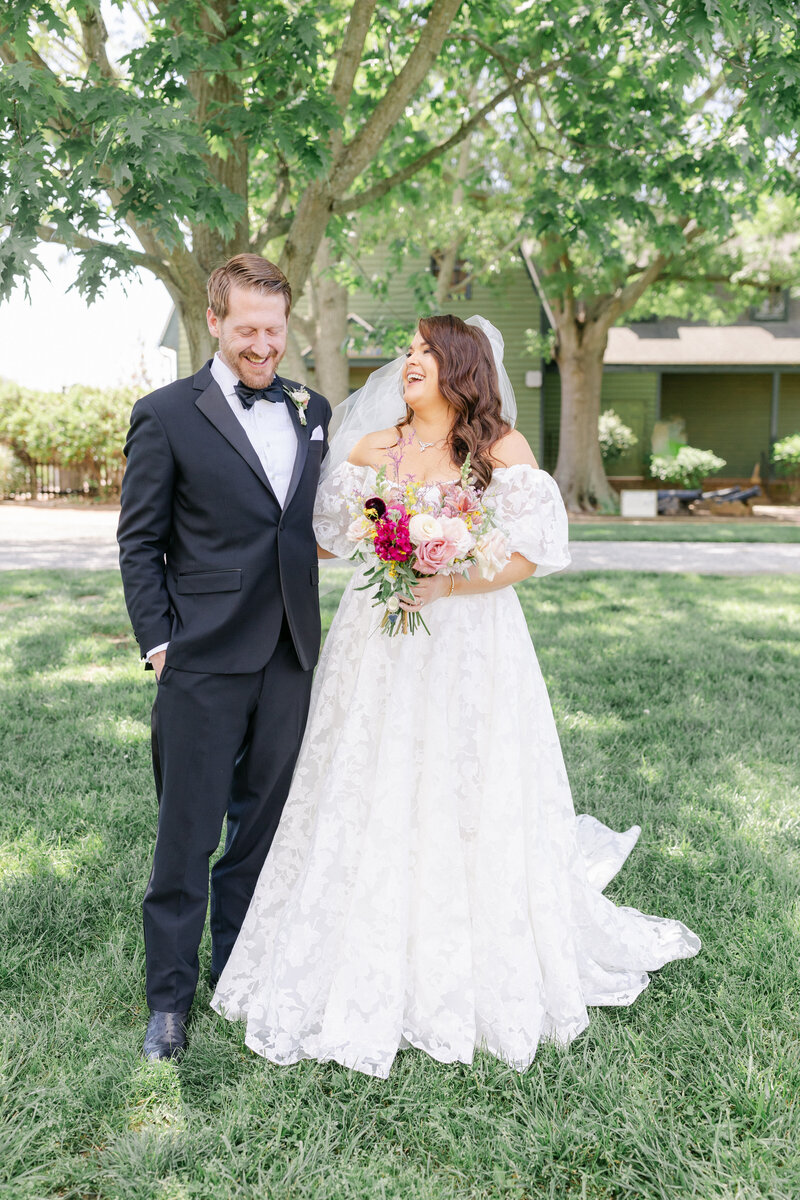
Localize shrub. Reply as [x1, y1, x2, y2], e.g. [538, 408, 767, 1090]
[649, 446, 727, 490]
[771, 433, 800, 476]
[0, 380, 135, 492]
[598, 409, 638, 464]
[0, 443, 28, 498]
[772, 433, 800, 500]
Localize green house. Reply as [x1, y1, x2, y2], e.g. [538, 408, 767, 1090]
[544, 296, 800, 485]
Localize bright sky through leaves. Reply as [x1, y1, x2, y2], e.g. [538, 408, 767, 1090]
[0, 246, 173, 390]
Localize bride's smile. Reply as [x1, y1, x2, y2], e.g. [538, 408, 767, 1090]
[402, 333, 441, 408]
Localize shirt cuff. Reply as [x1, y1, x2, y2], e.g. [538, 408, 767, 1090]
[145, 642, 169, 661]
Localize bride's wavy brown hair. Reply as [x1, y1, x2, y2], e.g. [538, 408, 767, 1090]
[397, 315, 510, 489]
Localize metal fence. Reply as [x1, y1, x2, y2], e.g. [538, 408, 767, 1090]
[5, 461, 123, 500]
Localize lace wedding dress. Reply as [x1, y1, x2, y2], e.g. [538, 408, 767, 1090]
[211, 462, 700, 1077]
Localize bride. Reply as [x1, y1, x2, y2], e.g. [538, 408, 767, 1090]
[211, 314, 700, 1078]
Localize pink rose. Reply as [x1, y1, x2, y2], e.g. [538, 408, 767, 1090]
[414, 537, 459, 575]
[439, 516, 474, 558]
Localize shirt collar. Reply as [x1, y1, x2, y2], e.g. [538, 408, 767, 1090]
[210, 352, 241, 398]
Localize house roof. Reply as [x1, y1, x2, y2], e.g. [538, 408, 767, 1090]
[159, 308, 180, 352]
[605, 299, 800, 369]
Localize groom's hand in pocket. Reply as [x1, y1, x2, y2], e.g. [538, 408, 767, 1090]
[150, 650, 167, 680]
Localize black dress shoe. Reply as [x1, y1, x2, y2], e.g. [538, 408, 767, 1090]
[142, 1010, 189, 1061]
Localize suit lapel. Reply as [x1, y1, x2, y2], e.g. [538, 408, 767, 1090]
[281, 378, 310, 511]
[193, 370, 279, 504]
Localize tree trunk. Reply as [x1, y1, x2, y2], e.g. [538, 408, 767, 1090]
[309, 239, 351, 407]
[280, 183, 334, 301]
[434, 91, 476, 310]
[282, 327, 308, 383]
[179, 289, 216, 372]
[188, 0, 250, 273]
[553, 322, 618, 513]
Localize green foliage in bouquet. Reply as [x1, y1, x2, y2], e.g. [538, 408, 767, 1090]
[649, 446, 726, 490]
[0, 381, 135, 491]
[598, 409, 638, 465]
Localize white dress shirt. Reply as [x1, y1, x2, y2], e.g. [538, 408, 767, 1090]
[210, 352, 298, 507]
[146, 352, 299, 661]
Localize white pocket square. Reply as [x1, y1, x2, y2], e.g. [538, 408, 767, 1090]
[310, 425, 324, 441]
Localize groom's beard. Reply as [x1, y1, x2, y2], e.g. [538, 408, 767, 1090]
[218, 338, 284, 389]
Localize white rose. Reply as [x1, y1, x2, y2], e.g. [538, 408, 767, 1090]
[439, 516, 475, 558]
[385, 594, 401, 613]
[408, 512, 443, 545]
[346, 515, 373, 543]
[473, 528, 510, 580]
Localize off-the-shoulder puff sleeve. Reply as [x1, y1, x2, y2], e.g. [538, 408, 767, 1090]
[313, 460, 374, 559]
[486, 465, 571, 577]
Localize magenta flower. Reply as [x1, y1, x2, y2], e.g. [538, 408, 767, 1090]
[373, 513, 413, 562]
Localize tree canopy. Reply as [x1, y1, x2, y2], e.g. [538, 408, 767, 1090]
[2, 0, 541, 365]
[400, 0, 800, 507]
[3, 1, 800, 509]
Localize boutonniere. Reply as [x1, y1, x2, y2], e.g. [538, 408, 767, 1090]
[283, 384, 310, 426]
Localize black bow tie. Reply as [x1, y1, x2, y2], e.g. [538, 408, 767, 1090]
[234, 379, 285, 410]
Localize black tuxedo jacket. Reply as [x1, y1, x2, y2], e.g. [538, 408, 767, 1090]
[117, 362, 331, 673]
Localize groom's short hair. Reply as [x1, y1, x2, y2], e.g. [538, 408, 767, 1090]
[207, 254, 292, 319]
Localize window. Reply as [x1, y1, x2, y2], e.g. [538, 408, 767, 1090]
[749, 288, 789, 323]
[430, 255, 472, 300]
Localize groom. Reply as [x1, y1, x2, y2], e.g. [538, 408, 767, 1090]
[117, 254, 330, 1061]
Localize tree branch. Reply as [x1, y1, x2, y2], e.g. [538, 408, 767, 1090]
[250, 157, 292, 252]
[35, 223, 176, 284]
[591, 220, 707, 327]
[333, 66, 548, 215]
[1, 39, 59, 81]
[656, 271, 789, 290]
[2, 31, 185, 274]
[689, 70, 724, 112]
[128, 0, 157, 31]
[78, 6, 116, 81]
[330, 0, 378, 115]
[0, 39, 77, 136]
[289, 311, 314, 343]
[39, 34, 84, 71]
[438, 231, 523, 305]
[252, 214, 293, 248]
[329, 0, 464, 195]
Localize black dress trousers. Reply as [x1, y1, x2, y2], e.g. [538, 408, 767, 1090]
[143, 617, 313, 1013]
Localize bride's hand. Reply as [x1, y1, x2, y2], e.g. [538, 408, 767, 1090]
[399, 575, 451, 611]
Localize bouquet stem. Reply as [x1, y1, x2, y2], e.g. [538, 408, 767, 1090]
[379, 605, 427, 636]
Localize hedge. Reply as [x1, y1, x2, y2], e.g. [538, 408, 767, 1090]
[0, 380, 136, 493]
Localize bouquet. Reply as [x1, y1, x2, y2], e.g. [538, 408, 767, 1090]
[344, 454, 510, 635]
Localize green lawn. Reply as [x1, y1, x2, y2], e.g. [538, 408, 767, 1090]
[1, 569, 799, 1200]
[569, 521, 800, 543]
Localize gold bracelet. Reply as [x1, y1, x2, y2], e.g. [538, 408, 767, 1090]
[447, 575, 456, 598]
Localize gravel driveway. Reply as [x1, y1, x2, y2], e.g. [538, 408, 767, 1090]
[2, 504, 800, 574]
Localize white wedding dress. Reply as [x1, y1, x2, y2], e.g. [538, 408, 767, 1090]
[211, 462, 700, 1077]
